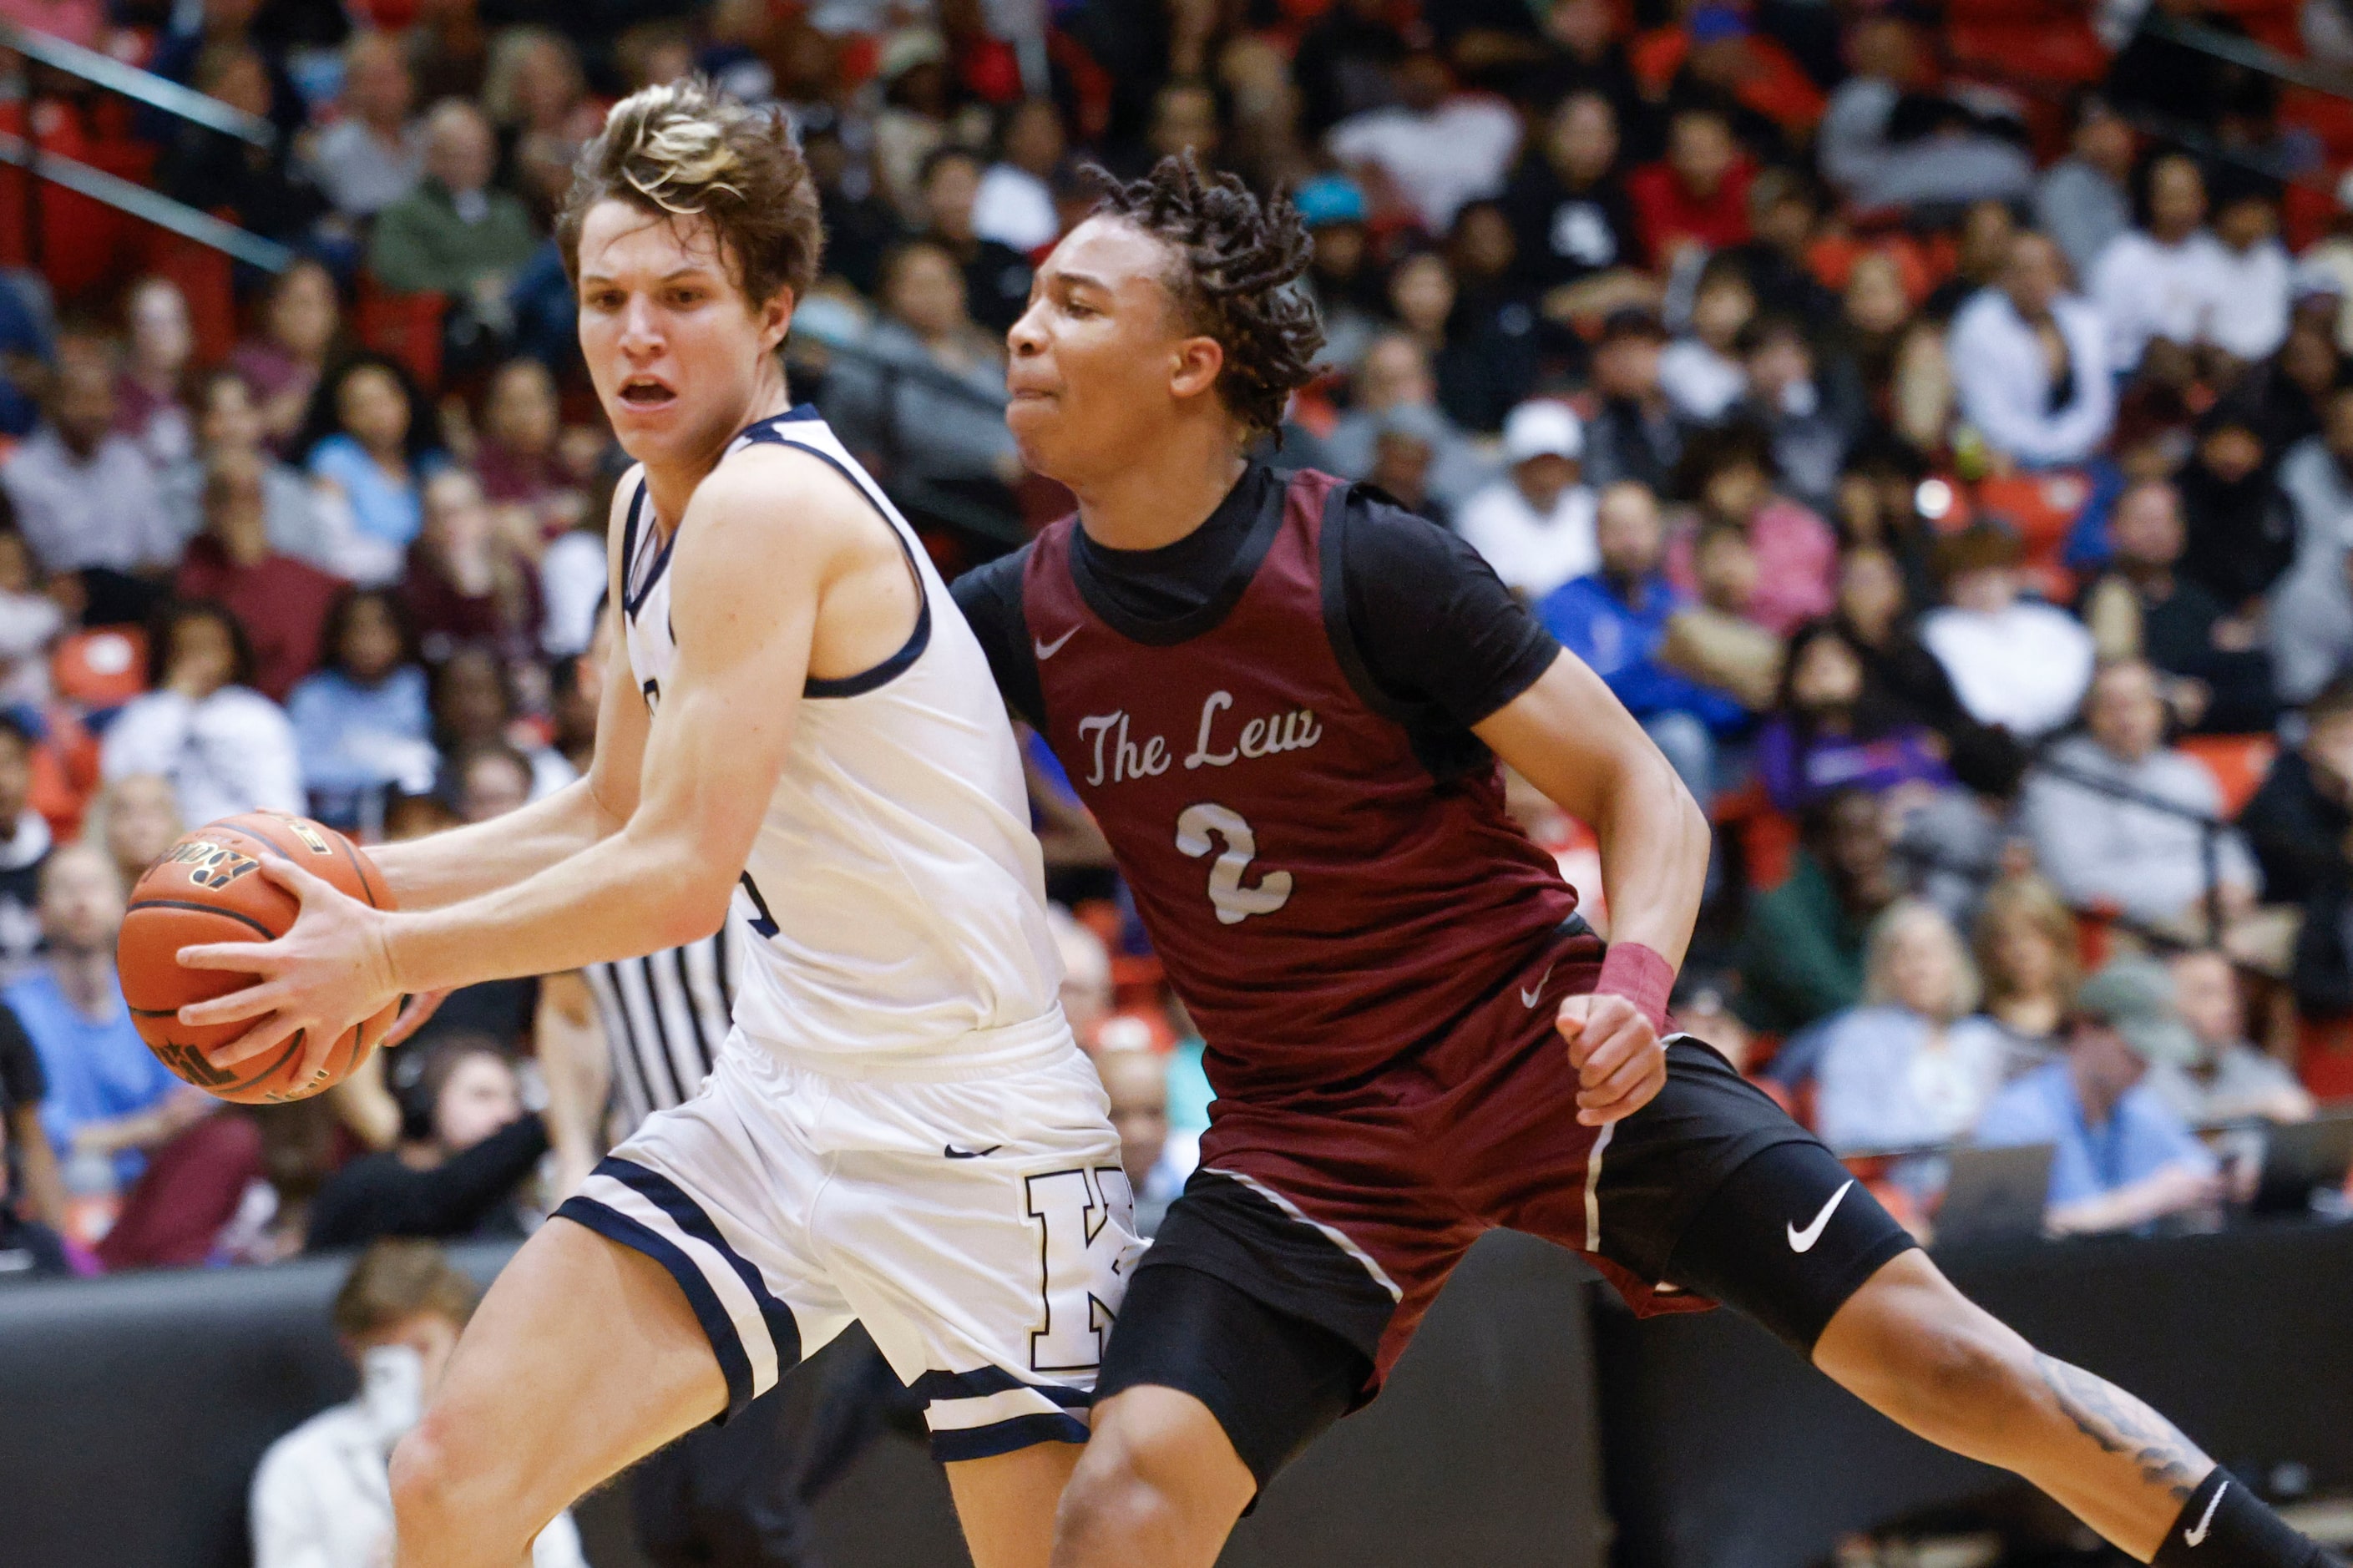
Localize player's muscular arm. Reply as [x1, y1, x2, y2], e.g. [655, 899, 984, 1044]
[1475, 649, 1711, 1125]
[181, 457, 888, 1075]
[367, 476, 651, 910]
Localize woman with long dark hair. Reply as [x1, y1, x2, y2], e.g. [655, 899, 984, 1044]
[1757, 620, 1955, 814]
[287, 587, 437, 832]
[296, 352, 448, 588]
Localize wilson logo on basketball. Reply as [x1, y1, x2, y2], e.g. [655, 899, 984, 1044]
[164, 841, 262, 890]
[282, 817, 334, 855]
[153, 1039, 234, 1090]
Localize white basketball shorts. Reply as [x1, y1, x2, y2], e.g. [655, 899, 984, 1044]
[554, 1030, 1144, 1461]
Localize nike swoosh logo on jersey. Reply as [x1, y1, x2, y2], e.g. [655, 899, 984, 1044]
[1034, 626, 1078, 660]
[1787, 1180, 1855, 1254]
[944, 1145, 1002, 1160]
[2184, 1480, 2228, 1547]
[1521, 962, 1558, 1009]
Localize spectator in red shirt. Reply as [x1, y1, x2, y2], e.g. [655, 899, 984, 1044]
[174, 453, 348, 703]
[469, 358, 584, 540]
[1627, 104, 1753, 268]
[401, 471, 542, 666]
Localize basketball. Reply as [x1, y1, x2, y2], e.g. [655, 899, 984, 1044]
[117, 811, 402, 1105]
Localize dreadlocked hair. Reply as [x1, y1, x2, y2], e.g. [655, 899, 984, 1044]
[1086, 153, 1324, 435]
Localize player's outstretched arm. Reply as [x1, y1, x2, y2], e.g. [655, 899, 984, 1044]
[1475, 648, 1711, 1125]
[364, 477, 653, 911]
[179, 454, 875, 1079]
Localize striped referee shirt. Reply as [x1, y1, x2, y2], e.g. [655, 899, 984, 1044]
[584, 926, 738, 1132]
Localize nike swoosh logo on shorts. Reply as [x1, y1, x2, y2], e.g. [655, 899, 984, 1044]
[2185, 1480, 2228, 1547]
[1034, 626, 1078, 660]
[944, 1145, 1002, 1160]
[1787, 1180, 1855, 1254]
[1521, 962, 1558, 1009]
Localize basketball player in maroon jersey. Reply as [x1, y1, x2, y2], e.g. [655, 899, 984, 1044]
[952, 157, 2340, 1568]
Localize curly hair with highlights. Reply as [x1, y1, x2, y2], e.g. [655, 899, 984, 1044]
[1087, 154, 1325, 435]
[556, 77, 822, 309]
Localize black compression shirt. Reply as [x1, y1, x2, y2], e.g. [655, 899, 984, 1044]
[952, 465, 1561, 751]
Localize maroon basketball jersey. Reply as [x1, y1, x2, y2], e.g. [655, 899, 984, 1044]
[1022, 468, 1579, 1099]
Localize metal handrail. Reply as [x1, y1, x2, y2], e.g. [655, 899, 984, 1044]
[2027, 747, 2235, 943]
[0, 20, 274, 148]
[2138, 12, 2353, 103]
[0, 131, 293, 271]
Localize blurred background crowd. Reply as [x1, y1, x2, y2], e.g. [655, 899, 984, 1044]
[2, 0, 2353, 1323]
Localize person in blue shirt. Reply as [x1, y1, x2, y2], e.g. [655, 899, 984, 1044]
[8, 844, 209, 1196]
[1537, 478, 1746, 804]
[1975, 956, 2222, 1236]
[289, 587, 438, 831]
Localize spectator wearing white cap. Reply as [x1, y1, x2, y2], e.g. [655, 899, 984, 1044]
[1453, 400, 1600, 600]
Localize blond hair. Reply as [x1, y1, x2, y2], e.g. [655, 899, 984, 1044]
[1863, 898, 1981, 1022]
[1973, 873, 2082, 1009]
[555, 77, 822, 308]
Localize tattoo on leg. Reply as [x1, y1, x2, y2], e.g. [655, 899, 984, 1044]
[2032, 1353, 2206, 1502]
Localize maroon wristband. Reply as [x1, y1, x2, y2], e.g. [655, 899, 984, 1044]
[1595, 942, 1674, 1034]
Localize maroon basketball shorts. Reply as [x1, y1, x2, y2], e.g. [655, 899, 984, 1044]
[1097, 925, 1917, 1489]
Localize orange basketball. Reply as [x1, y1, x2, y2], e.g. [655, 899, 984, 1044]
[117, 811, 401, 1105]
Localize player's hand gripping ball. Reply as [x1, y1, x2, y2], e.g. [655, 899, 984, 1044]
[117, 811, 400, 1103]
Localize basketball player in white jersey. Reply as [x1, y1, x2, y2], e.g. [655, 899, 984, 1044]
[175, 79, 1139, 1568]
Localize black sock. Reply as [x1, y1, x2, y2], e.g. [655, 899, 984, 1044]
[2153, 1469, 2345, 1568]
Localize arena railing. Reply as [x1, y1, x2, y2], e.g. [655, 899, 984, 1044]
[2022, 746, 2237, 947]
[1, 18, 292, 275]
[1974, 0, 2353, 210]
[795, 333, 1030, 548]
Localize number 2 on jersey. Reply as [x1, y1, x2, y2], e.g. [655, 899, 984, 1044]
[1176, 802, 1293, 925]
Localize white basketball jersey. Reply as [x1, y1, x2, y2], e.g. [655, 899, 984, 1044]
[618, 407, 1065, 1075]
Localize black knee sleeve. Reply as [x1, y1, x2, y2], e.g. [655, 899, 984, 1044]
[1662, 1140, 1918, 1354]
[1096, 1262, 1370, 1492]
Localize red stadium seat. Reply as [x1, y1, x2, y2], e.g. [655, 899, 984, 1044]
[353, 278, 446, 391]
[2299, 1014, 2353, 1100]
[0, 103, 156, 305]
[1974, 470, 2091, 600]
[1713, 780, 1799, 893]
[1946, 18, 2110, 83]
[2177, 733, 2278, 820]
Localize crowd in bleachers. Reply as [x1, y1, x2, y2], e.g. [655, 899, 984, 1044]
[4, 0, 2353, 1291]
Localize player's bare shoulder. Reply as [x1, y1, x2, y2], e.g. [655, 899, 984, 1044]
[684, 439, 899, 577]
[669, 436, 921, 680]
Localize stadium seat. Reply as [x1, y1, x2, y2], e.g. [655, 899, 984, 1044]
[1973, 470, 2091, 600]
[1946, 18, 2110, 83]
[353, 277, 446, 390]
[51, 626, 146, 713]
[2178, 733, 2278, 820]
[2298, 1013, 2353, 1100]
[1713, 780, 1799, 893]
[0, 103, 156, 304]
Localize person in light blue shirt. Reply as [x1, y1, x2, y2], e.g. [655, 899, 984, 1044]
[289, 587, 438, 831]
[297, 355, 447, 586]
[1974, 957, 2220, 1236]
[1814, 900, 2011, 1199]
[9, 845, 206, 1192]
